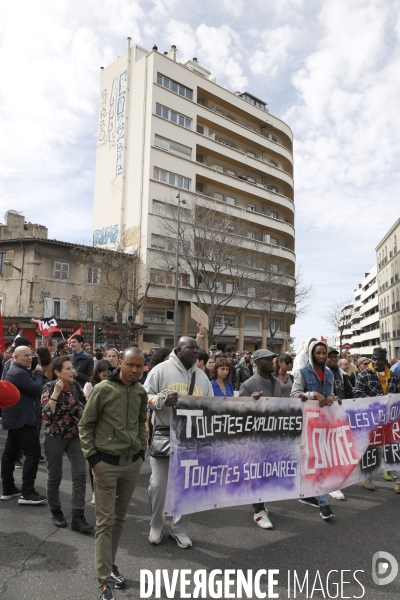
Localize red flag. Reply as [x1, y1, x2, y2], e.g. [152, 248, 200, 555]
[67, 327, 83, 343]
[0, 312, 5, 352]
[320, 335, 328, 344]
[32, 317, 61, 338]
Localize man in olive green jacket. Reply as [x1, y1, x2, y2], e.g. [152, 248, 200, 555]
[79, 348, 147, 600]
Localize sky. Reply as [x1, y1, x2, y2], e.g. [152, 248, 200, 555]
[0, 0, 399, 345]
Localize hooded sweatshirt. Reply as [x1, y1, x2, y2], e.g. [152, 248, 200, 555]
[292, 337, 317, 373]
[290, 340, 334, 399]
[144, 349, 214, 428]
[78, 367, 147, 467]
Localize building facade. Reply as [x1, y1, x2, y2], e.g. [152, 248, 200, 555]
[336, 265, 380, 356]
[92, 42, 296, 351]
[0, 230, 136, 348]
[376, 219, 400, 359]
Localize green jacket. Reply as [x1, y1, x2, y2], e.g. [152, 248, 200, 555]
[79, 368, 148, 468]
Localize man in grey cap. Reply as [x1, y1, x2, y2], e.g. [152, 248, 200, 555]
[239, 349, 281, 530]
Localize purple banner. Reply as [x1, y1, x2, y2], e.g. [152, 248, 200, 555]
[164, 394, 400, 516]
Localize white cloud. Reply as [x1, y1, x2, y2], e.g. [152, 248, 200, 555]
[250, 26, 293, 77]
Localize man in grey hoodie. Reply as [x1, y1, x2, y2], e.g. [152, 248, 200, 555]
[144, 337, 213, 549]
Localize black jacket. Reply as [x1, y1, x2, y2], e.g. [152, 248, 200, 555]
[69, 352, 94, 385]
[2, 362, 43, 429]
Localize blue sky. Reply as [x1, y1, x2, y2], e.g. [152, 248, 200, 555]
[1, 0, 399, 345]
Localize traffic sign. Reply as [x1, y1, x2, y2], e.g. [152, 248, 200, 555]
[344, 343, 351, 349]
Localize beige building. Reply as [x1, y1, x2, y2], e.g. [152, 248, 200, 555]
[0, 212, 134, 348]
[376, 219, 400, 359]
[92, 42, 296, 351]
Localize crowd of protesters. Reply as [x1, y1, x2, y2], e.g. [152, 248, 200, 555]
[1, 332, 400, 600]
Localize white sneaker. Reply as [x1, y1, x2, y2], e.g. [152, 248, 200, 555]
[91, 492, 95, 505]
[149, 527, 162, 545]
[253, 509, 273, 529]
[329, 490, 346, 500]
[169, 531, 192, 548]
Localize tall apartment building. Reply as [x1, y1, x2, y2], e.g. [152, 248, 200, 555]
[376, 219, 400, 359]
[92, 42, 295, 351]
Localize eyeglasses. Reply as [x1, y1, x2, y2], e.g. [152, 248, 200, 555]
[362, 362, 369, 366]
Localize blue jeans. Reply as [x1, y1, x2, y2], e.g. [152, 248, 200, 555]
[318, 494, 329, 506]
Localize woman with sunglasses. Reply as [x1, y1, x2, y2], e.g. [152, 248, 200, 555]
[275, 353, 294, 397]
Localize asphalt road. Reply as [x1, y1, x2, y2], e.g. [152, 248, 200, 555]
[1, 427, 400, 600]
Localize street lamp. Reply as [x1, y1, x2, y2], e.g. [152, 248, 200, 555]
[174, 190, 187, 346]
[3, 260, 22, 273]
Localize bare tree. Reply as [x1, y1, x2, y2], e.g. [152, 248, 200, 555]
[152, 196, 263, 343]
[73, 243, 151, 348]
[253, 254, 314, 348]
[324, 299, 354, 353]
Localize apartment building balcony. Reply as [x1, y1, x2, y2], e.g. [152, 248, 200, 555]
[196, 116, 293, 175]
[360, 295, 378, 315]
[196, 87, 293, 151]
[195, 139, 293, 193]
[359, 312, 380, 328]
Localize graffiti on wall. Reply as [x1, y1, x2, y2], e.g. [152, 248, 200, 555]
[98, 78, 118, 147]
[116, 71, 127, 177]
[122, 225, 140, 249]
[93, 225, 119, 246]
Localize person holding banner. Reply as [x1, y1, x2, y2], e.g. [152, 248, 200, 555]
[239, 349, 281, 530]
[145, 336, 213, 549]
[353, 347, 400, 493]
[290, 340, 339, 519]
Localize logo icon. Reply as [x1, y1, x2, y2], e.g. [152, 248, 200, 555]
[372, 551, 398, 585]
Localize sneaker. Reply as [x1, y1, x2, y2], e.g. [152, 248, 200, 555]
[1, 487, 21, 500]
[71, 514, 94, 532]
[383, 471, 393, 482]
[91, 492, 95, 505]
[38, 455, 46, 463]
[169, 531, 192, 549]
[110, 564, 126, 589]
[361, 478, 375, 491]
[329, 490, 346, 500]
[394, 483, 400, 494]
[15, 460, 23, 469]
[253, 509, 273, 529]
[320, 505, 335, 519]
[99, 584, 115, 600]
[18, 492, 47, 505]
[299, 497, 320, 508]
[148, 527, 162, 545]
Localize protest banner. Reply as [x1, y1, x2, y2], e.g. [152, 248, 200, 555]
[165, 394, 400, 516]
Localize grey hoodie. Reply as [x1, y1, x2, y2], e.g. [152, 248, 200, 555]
[290, 340, 334, 399]
[144, 349, 214, 428]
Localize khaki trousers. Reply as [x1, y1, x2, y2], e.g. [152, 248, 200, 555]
[93, 458, 143, 589]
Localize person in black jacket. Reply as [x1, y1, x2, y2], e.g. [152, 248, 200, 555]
[69, 334, 94, 387]
[1, 346, 46, 504]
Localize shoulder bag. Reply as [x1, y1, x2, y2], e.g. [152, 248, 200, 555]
[149, 371, 196, 458]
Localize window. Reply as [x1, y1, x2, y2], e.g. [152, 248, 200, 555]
[270, 319, 281, 332]
[247, 176, 256, 184]
[196, 154, 205, 164]
[54, 262, 69, 280]
[197, 124, 205, 134]
[151, 235, 175, 251]
[226, 168, 236, 177]
[245, 316, 260, 329]
[215, 164, 224, 172]
[226, 283, 233, 294]
[247, 151, 256, 158]
[196, 182, 205, 194]
[88, 267, 100, 284]
[214, 192, 224, 201]
[155, 135, 192, 159]
[270, 237, 278, 245]
[153, 200, 167, 216]
[155, 104, 192, 129]
[157, 73, 193, 99]
[153, 167, 190, 190]
[247, 204, 256, 212]
[226, 197, 236, 205]
[0, 252, 5, 276]
[247, 287, 256, 297]
[44, 298, 67, 319]
[247, 232, 255, 239]
[53, 299, 61, 318]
